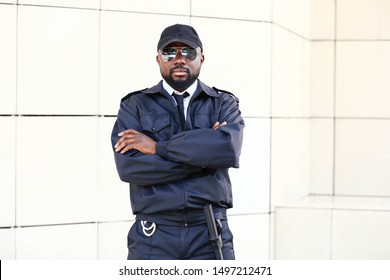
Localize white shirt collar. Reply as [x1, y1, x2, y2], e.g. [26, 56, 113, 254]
[162, 79, 198, 97]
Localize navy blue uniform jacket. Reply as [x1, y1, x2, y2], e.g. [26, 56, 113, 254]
[111, 80, 244, 215]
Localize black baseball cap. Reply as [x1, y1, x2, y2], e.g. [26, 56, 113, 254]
[157, 24, 203, 52]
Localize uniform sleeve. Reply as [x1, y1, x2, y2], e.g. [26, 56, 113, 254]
[111, 100, 201, 185]
[155, 93, 245, 169]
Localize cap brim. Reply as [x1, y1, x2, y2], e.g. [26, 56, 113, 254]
[159, 38, 199, 50]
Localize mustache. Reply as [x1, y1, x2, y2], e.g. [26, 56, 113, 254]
[170, 65, 190, 74]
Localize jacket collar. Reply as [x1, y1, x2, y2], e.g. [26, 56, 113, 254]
[142, 80, 219, 98]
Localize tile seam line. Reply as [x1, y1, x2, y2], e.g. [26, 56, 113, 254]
[5, 115, 390, 119]
[15, 3, 188, 17]
[13, 3, 276, 24]
[12, 220, 134, 229]
[8, 114, 117, 117]
[275, 206, 390, 213]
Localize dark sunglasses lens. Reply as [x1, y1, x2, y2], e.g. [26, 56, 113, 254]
[161, 47, 197, 61]
[181, 48, 197, 60]
[161, 48, 178, 61]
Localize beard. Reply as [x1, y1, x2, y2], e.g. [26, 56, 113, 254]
[162, 65, 201, 92]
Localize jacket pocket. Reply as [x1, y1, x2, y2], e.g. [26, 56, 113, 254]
[193, 113, 218, 129]
[140, 114, 171, 139]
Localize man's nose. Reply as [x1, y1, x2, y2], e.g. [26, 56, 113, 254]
[173, 50, 186, 64]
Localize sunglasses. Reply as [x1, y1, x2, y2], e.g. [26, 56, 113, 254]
[159, 47, 199, 62]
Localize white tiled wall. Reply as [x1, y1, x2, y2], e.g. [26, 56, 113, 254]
[335, 119, 390, 196]
[332, 209, 390, 259]
[98, 221, 131, 260]
[16, 224, 98, 259]
[192, 0, 272, 21]
[271, 119, 310, 207]
[18, 0, 99, 9]
[0, 118, 16, 228]
[337, 0, 390, 40]
[272, 0, 390, 260]
[229, 214, 270, 259]
[101, 0, 190, 15]
[16, 117, 98, 226]
[275, 196, 390, 259]
[0, 4, 17, 114]
[309, 119, 333, 195]
[309, 42, 334, 117]
[336, 41, 390, 118]
[229, 118, 270, 215]
[310, 0, 335, 40]
[0, 228, 15, 260]
[17, 6, 99, 115]
[1, 0, 389, 260]
[274, 207, 332, 259]
[272, 26, 311, 117]
[98, 117, 133, 221]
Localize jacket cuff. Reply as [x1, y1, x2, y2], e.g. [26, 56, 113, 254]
[156, 141, 169, 158]
[188, 165, 203, 175]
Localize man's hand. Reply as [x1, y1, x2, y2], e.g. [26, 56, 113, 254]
[115, 129, 156, 155]
[212, 121, 227, 130]
[115, 122, 225, 155]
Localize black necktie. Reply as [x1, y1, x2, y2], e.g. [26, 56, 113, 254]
[172, 92, 189, 129]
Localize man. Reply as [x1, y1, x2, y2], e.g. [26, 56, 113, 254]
[111, 24, 244, 260]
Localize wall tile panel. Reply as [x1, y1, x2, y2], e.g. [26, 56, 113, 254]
[309, 42, 334, 117]
[309, 119, 334, 195]
[98, 117, 133, 221]
[19, 0, 99, 9]
[310, 0, 335, 40]
[191, 0, 272, 21]
[274, 207, 331, 259]
[229, 214, 270, 260]
[101, 0, 190, 15]
[336, 42, 390, 118]
[16, 224, 97, 259]
[335, 119, 390, 196]
[0, 229, 15, 260]
[229, 118, 270, 215]
[98, 221, 131, 259]
[337, 0, 390, 39]
[17, 6, 99, 115]
[0, 5, 16, 114]
[0, 118, 16, 227]
[16, 117, 98, 225]
[332, 209, 390, 259]
[271, 119, 310, 208]
[272, 27, 310, 117]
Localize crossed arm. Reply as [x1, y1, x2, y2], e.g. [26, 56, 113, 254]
[114, 121, 227, 155]
[112, 93, 244, 185]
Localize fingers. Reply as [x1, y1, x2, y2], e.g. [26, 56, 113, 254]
[118, 129, 139, 137]
[115, 129, 138, 153]
[212, 121, 220, 129]
[220, 121, 227, 126]
[114, 129, 156, 155]
[212, 121, 227, 130]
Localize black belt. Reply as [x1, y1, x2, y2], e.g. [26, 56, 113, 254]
[136, 207, 227, 226]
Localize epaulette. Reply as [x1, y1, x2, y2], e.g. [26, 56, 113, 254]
[212, 86, 240, 103]
[121, 88, 148, 102]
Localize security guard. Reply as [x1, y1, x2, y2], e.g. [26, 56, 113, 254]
[111, 24, 244, 260]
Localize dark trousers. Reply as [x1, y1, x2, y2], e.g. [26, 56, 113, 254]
[127, 219, 235, 260]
